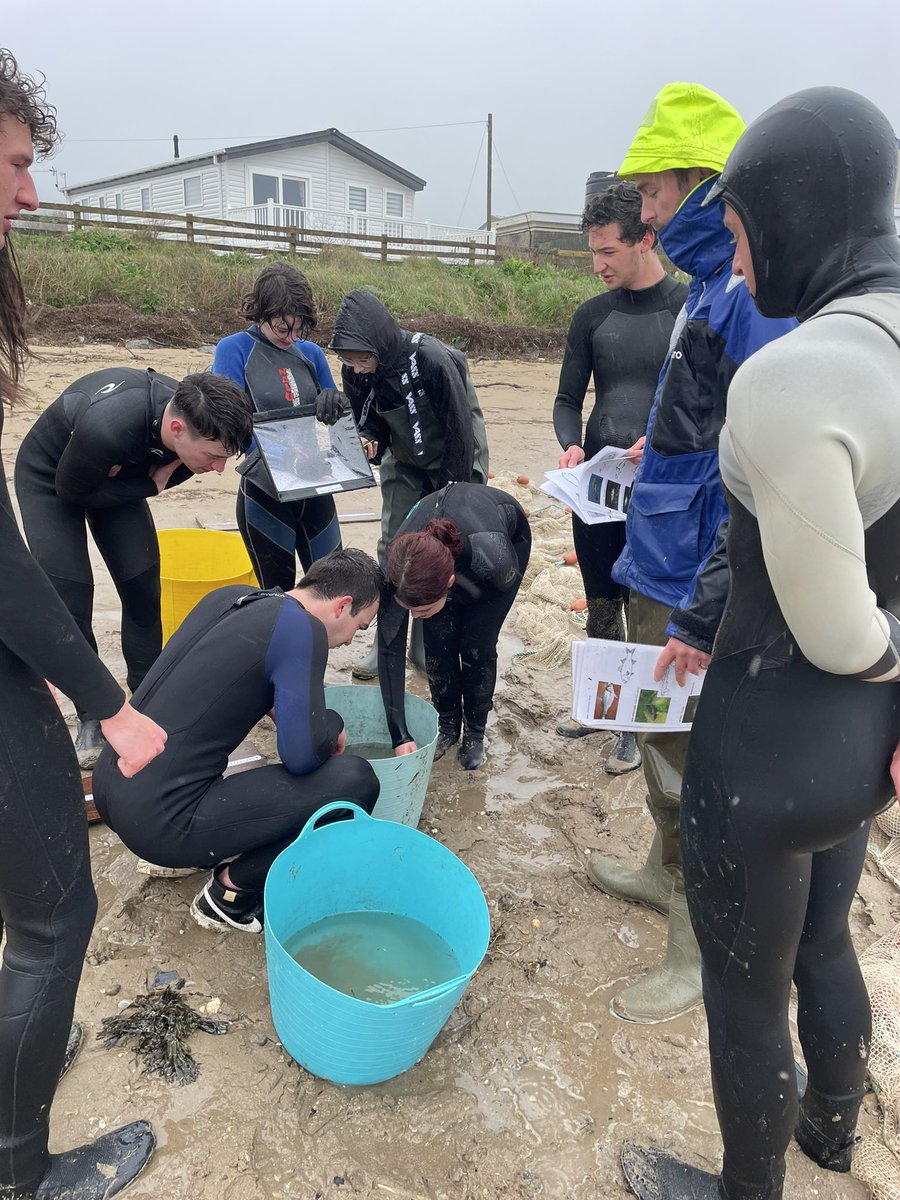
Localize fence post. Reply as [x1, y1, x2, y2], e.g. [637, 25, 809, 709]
[468, 240, 476, 266]
[74, 204, 83, 232]
[185, 214, 194, 244]
[381, 235, 388, 264]
[289, 226, 297, 255]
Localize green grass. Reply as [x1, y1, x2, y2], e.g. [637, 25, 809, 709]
[16, 230, 601, 326]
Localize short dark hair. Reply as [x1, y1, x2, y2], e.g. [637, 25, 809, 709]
[581, 181, 655, 246]
[169, 373, 253, 455]
[241, 262, 317, 339]
[297, 548, 385, 615]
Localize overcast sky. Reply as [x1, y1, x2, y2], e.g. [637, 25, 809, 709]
[6, 0, 899, 231]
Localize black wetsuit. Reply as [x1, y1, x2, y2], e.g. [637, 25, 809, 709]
[14, 368, 193, 710]
[212, 329, 342, 589]
[0, 402, 127, 1192]
[334, 290, 489, 564]
[377, 484, 531, 744]
[552, 276, 686, 602]
[92, 586, 378, 891]
[680, 89, 900, 1199]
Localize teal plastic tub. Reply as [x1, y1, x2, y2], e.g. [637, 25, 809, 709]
[264, 803, 490, 1085]
[325, 685, 437, 827]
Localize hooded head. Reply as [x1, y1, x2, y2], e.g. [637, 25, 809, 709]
[618, 82, 746, 176]
[329, 290, 407, 372]
[707, 87, 900, 320]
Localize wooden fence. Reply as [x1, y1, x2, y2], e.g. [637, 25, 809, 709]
[17, 201, 499, 265]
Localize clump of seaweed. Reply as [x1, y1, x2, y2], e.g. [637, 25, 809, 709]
[98, 984, 227, 1085]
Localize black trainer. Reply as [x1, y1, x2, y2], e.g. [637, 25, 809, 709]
[190, 873, 263, 934]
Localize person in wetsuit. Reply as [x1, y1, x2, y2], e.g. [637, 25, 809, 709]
[329, 289, 490, 680]
[586, 83, 797, 1026]
[0, 50, 165, 1200]
[377, 483, 531, 771]
[621, 87, 900, 1200]
[93, 549, 383, 932]
[14, 367, 252, 766]
[212, 262, 350, 590]
[553, 181, 686, 772]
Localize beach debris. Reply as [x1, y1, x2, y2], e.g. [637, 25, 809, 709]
[97, 984, 227, 1085]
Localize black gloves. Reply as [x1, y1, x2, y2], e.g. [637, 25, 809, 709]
[315, 388, 346, 426]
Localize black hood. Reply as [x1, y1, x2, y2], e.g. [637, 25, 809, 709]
[709, 87, 900, 320]
[329, 290, 407, 370]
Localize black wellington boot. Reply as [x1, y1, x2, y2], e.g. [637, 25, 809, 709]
[457, 734, 484, 771]
[434, 711, 462, 761]
[621, 1141, 723, 1200]
[794, 1084, 863, 1173]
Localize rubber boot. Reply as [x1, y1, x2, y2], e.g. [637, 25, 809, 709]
[458, 734, 484, 771]
[24, 1120, 156, 1200]
[610, 882, 703, 1023]
[794, 1084, 862, 1173]
[587, 829, 675, 916]
[74, 718, 106, 770]
[407, 617, 427, 674]
[606, 730, 642, 775]
[351, 643, 378, 681]
[433, 711, 462, 762]
[621, 1141, 721, 1200]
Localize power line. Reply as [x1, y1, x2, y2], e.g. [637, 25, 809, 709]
[60, 121, 486, 145]
[493, 138, 524, 214]
[454, 128, 486, 228]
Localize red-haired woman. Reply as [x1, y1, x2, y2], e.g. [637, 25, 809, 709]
[378, 483, 531, 769]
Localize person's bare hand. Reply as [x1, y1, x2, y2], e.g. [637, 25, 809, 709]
[394, 741, 418, 756]
[624, 435, 646, 464]
[559, 445, 585, 469]
[362, 439, 379, 461]
[149, 459, 183, 492]
[333, 729, 347, 756]
[654, 638, 711, 687]
[100, 701, 167, 778]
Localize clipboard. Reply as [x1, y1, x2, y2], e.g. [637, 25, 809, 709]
[245, 403, 377, 502]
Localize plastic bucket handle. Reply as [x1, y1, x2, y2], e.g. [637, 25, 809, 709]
[295, 800, 374, 842]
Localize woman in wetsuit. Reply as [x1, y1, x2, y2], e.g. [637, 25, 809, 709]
[0, 49, 164, 1199]
[212, 262, 347, 589]
[378, 483, 531, 770]
[621, 87, 900, 1200]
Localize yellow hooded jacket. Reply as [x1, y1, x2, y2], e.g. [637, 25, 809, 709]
[618, 82, 746, 176]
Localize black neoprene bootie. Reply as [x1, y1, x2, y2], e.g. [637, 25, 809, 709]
[25, 1120, 156, 1200]
[621, 1141, 723, 1199]
[457, 735, 484, 771]
[433, 719, 461, 761]
[794, 1084, 862, 1173]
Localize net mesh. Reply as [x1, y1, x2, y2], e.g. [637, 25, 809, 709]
[853, 805, 900, 1197]
[486, 472, 588, 670]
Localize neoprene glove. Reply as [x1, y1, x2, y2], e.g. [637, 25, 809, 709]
[315, 388, 346, 425]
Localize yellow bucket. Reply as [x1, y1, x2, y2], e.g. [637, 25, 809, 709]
[158, 529, 256, 643]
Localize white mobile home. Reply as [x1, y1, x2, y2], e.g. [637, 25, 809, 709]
[64, 128, 430, 240]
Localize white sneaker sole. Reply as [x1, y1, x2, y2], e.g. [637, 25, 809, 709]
[189, 888, 263, 934]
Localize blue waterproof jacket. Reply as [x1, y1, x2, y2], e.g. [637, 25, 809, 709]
[612, 178, 796, 651]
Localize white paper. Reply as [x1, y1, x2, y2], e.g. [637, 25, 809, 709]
[571, 638, 704, 732]
[540, 447, 637, 524]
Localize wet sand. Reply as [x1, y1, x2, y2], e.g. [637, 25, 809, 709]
[3, 343, 885, 1199]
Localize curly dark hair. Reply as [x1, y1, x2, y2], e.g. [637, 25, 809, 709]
[0, 48, 58, 156]
[0, 49, 58, 405]
[240, 262, 318, 339]
[581, 181, 655, 246]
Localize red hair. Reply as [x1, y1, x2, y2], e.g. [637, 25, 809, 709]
[388, 518, 462, 606]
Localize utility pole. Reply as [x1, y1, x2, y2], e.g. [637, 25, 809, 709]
[486, 112, 493, 231]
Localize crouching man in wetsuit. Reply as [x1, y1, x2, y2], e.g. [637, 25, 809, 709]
[329, 289, 490, 680]
[93, 548, 384, 933]
[14, 367, 253, 766]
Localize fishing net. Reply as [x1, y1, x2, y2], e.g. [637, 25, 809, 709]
[487, 472, 588, 671]
[852, 806, 900, 1198]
